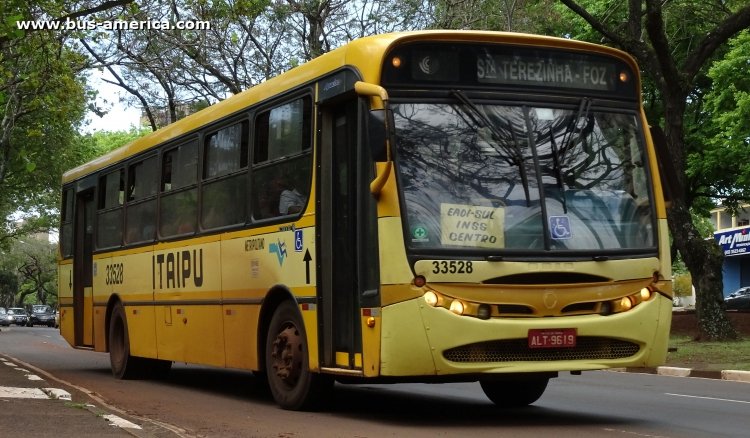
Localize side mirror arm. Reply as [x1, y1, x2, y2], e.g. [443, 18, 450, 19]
[355, 81, 393, 196]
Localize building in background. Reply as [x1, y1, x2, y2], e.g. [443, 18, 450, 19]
[712, 204, 750, 296]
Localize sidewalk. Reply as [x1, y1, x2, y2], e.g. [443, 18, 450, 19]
[0, 354, 158, 437]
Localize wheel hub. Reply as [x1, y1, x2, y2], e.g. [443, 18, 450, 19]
[271, 324, 302, 385]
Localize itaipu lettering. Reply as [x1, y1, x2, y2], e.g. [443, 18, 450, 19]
[152, 249, 204, 289]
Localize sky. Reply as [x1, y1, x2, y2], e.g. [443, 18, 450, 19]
[81, 71, 142, 133]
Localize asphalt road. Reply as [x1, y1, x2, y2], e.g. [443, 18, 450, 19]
[1, 326, 748, 437]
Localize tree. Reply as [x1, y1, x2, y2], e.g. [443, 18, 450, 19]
[0, 270, 19, 308]
[1, 7, 88, 248]
[693, 30, 750, 206]
[559, 0, 750, 340]
[0, 0, 131, 247]
[428, 0, 563, 32]
[78, 0, 430, 130]
[0, 236, 57, 307]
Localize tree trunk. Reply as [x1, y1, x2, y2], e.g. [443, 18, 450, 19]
[656, 86, 737, 340]
[668, 201, 737, 340]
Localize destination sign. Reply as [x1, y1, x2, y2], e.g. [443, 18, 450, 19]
[382, 42, 636, 97]
[476, 53, 617, 91]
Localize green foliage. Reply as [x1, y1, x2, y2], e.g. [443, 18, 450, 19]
[0, 236, 57, 307]
[0, 270, 19, 308]
[673, 272, 693, 297]
[1, 3, 90, 247]
[690, 30, 750, 211]
[87, 127, 151, 155]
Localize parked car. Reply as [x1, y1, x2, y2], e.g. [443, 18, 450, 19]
[725, 287, 750, 310]
[6, 308, 29, 326]
[28, 304, 56, 327]
[0, 307, 9, 327]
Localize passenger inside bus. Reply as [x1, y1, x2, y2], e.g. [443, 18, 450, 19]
[278, 177, 304, 215]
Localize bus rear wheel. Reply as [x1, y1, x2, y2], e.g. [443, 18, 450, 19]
[109, 302, 172, 379]
[265, 300, 332, 410]
[109, 302, 143, 379]
[480, 376, 549, 408]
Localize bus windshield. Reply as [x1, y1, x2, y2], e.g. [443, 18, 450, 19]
[394, 100, 655, 254]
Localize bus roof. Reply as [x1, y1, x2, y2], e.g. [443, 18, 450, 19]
[63, 30, 636, 183]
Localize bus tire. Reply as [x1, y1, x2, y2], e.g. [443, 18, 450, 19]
[480, 376, 549, 408]
[109, 302, 144, 379]
[265, 300, 332, 410]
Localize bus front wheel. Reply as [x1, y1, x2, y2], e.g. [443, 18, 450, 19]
[265, 300, 332, 410]
[480, 377, 549, 408]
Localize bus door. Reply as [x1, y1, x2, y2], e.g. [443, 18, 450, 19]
[318, 96, 380, 371]
[73, 189, 95, 347]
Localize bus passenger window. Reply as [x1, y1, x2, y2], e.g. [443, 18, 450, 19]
[96, 169, 124, 249]
[201, 122, 248, 229]
[60, 187, 74, 258]
[125, 156, 157, 244]
[160, 141, 198, 237]
[251, 97, 312, 220]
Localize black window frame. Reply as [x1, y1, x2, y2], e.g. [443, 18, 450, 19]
[200, 119, 250, 231]
[95, 167, 125, 250]
[159, 138, 199, 239]
[250, 94, 314, 222]
[124, 153, 158, 245]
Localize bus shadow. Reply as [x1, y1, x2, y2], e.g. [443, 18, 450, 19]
[150, 366, 640, 430]
[331, 384, 632, 429]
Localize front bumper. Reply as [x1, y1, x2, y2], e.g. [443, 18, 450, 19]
[379, 293, 671, 377]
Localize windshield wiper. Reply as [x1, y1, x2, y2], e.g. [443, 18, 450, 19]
[450, 89, 531, 206]
[549, 97, 592, 214]
[549, 128, 567, 213]
[559, 97, 592, 163]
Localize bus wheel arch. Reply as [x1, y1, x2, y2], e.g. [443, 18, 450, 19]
[257, 286, 296, 373]
[260, 287, 333, 410]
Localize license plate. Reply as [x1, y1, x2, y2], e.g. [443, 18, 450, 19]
[528, 328, 577, 349]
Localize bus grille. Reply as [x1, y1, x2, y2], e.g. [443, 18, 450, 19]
[443, 337, 639, 363]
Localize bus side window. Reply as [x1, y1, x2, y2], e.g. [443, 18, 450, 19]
[60, 187, 74, 258]
[251, 96, 312, 220]
[160, 141, 198, 237]
[201, 121, 249, 229]
[96, 169, 124, 249]
[125, 156, 157, 244]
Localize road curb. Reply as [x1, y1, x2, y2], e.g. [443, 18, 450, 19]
[620, 366, 750, 382]
[721, 369, 750, 383]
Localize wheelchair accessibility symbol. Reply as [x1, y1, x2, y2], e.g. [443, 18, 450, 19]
[549, 216, 572, 240]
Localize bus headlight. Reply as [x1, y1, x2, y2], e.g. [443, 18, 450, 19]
[620, 296, 633, 311]
[449, 300, 465, 315]
[640, 287, 652, 301]
[423, 291, 439, 307]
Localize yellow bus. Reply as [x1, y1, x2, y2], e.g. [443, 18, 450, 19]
[58, 31, 672, 410]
